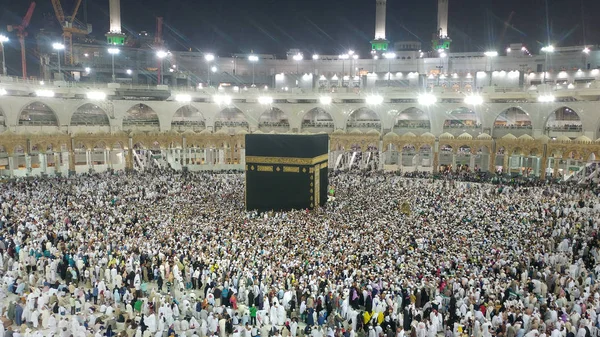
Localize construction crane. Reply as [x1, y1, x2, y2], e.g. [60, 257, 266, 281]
[50, 0, 92, 65]
[7, 2, 36, 80]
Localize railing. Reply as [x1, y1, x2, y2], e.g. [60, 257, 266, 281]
[493, 125, 533, 129]
[346, 121, 381, 128]
[122, 120, 160, 126]
[19, 121, 59, 126]
[443, 124, 482, 129]
[214, 121, 249, 127]
[171, 121, 206, 126]
[302, 122, 334, 127]
[258, 122, 290, 127]
[394, 123, 431, 128]
[546, 125, 583, 131]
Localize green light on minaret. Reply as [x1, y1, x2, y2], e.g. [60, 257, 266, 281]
[432, 38, 451, 51]
[371, 39, 389, 52]
[106, 34, 125, 45]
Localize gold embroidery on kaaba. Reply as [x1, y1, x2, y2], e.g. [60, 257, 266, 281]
[250, 165, 255, 170]
[309, 167, 314, 173]
[276, 166, 281, 172]
[314, 168, 321, 206]
[245, 154, 329, 166]
[283, 166, 300, 173]
[319, 162, 328, 169]
[257, 165, 273, 172]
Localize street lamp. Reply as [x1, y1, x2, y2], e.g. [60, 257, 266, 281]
[372, 54, 378, 73]
[0, 34, 8, 76]
[541, 45, 554, 83]
[293, 53, 303, 74]
[52, 43, 65, 80]
[108, 47, 119, 82]
[484, 51, 498, 86]
[339, 54, 349, 77]
[156, 50, 168, 84]
[312, 54, 319, 60]
[205, 53, 215, 87]
[352, 54, 359, 77]
[582, 47, 591, 70]
[248, 54, 259, 86]
[384, 52, 396, 87]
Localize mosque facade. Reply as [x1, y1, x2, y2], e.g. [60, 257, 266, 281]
[0, 78, 600, 179]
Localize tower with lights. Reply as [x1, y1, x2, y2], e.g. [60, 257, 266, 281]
[432, 0, 451, 51]
[106, 0, 125, 45]
[371, 0, 389, 52]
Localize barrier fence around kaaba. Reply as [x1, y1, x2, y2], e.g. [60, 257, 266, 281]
[245, 134, 328, 212]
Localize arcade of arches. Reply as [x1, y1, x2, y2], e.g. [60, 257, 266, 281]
[1, 130, 600, 178]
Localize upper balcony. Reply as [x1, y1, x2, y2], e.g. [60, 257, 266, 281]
[1, 73, 600, 103]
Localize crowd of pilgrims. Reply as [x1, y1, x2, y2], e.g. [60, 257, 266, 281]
[0, 170, 599, 337]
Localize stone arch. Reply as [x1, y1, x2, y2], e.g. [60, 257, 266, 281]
[393, 107, 431, 132]
[493, 107, 531, 128]
[258, 107, 290, 130]
[512, 147, 523, 156]
[171, 105, 205, 131]
[493, 107, 532, 137]
[563, 150, 583, 160]
[301, 107, 335, 131]
[71, 103, 110, 126]
[443, 107, 480, 129]
[112, 141, 125, 150]
[346, 107, 381, 129]
[94, 141, 108, 150]
[546, 106, 582, 132]
[18, 102, 59, 126]
[123, 103, 160, 129]
[214, 108, 249, 129]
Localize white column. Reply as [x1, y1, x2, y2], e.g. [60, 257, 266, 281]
[8, 156, 14, 177]
[39, 153, 47, 174]
[103, 150, 108, 167]
[25, 154, 31, 174]
[54, 153, 60, 174]
[219, 149, 225, 165]
[469, 154, 475, 169]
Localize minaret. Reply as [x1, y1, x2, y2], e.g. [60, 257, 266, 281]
[432, 0, 451, 51]
[109, 0, 122, 33]
[370, 0, 389, 52]
[106, 0, 125, 45]
[437, 0, 448, 38]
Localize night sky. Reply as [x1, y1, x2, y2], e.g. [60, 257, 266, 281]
[1, 0, 599, 75]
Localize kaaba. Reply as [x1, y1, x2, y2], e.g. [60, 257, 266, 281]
[245, 134, 329, 212]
